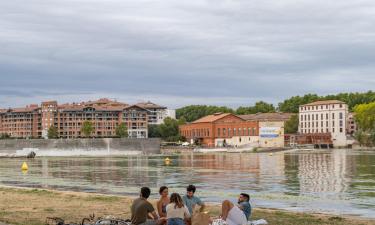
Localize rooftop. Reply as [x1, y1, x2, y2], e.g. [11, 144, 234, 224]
[136, 101, 166, 109]
[192, 113, 239, 123]
[302, 100, 346, 106]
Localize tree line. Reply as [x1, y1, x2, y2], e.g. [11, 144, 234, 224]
[176, 91, 375, 122]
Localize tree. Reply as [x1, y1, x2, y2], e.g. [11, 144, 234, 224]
[115, 122, 128, 138]
[47, 126, 58, 139]
[176, 105, 234, 122]
[236, 101, 275, 115]
[0, 133, 11, 139]
[148, 124, 161, 138]
[354, 102, 375, 146]
[284, 114, 299, 134]
[148, 117, 187, 142]
[81, 121, 95, 137]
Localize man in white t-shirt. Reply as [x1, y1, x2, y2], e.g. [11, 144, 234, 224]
[221, 200, 247, 225]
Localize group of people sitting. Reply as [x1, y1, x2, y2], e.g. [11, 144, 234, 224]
[131, 185, 252, 225]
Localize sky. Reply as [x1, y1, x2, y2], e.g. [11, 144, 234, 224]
[1, 0, 375, 109]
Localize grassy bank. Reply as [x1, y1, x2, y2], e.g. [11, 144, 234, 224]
[0, 186, 374, 225]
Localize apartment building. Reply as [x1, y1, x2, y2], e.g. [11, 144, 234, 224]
[136, 101, 176, 125]
[0, 98, 154, 139]
[299, 100, 348, 147]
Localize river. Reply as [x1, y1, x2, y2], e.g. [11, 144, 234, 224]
[0, 149, 374, 218]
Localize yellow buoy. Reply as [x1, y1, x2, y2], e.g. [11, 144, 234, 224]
[21, 162, 28, 171]
[164, 157, 171, 165]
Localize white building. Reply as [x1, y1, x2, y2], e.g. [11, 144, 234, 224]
[299, 100, 348, 147]
[136, 101, 176, 125]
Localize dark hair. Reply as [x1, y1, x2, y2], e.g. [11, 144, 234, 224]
[170, 193, 184, 208]
[240, 193, 250, 201]
[186, 185, 196, 193]
[140, 187, 151, 199]
[159, 186, 168, 195]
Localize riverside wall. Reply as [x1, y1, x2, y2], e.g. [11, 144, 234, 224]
[0, 138, 161, 156]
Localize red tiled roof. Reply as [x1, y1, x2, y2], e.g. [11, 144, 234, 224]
[192, 113, 242, 123]
[136, 101, 166, 109]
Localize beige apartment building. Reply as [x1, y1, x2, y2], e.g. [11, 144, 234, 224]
[299, 100, 348, 147]
[0, 98, 170, 139]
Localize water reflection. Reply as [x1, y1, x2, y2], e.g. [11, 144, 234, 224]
[0, 149, 374, 218]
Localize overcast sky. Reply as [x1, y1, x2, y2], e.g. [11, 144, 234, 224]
[1, 0, 375, 109]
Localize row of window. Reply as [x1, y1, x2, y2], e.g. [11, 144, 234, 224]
[300, 104, 343, 111]
[300, 112, 343, 121]
[300, 120, 344, 128]
[301, 128, 344, 133]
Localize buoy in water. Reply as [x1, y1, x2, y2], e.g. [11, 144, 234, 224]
[21, 162, 28, 171]
[269, 153, 273, 156]
[164, 157, 171, 165]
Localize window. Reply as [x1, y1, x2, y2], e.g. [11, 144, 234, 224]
[316, 122, 318, 127]
[326, 105, 328, 109]
[326, 121, 328, 127]
[312, 122, 314, 128]
[316, 114, 318, 120]
[340, 128, 343, 133]
[308, 115, 310, 120]
[326, 113, 328, 119]
[233, 128, 236, 136]
[332, 113, 335, 119]
[228, 128, 231, 136]
[339, 112, 343, 119]
[304, 115, 307, 120]
[340, 104, 342, 108]
[333, 128, 335, 132]
[340, 120, 343, 127]
[223, 128, 226, 135]
[312, 114, 314, 121]
[218, 128, 220, 136]
[321, 114, 323, 120]
[301, 123, 304, 128]
[321, 121, 323, 127]
[321, 105, 323, 109]
[301, 115, 303, 121]
[333, 121, 335, 127]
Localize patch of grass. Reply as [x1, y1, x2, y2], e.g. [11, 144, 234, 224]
[85, 195, 121, 202]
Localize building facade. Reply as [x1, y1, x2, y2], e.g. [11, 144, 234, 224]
[0, 98, 163, 139]
[299, 100, 348, 147]
[136, 101, 176, 125]
[179, 113, 259, 147]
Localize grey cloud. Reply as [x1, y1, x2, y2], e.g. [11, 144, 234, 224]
[0, 0, 375, 108]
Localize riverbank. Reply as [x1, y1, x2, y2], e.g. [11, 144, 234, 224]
[0, 186, 374, 225]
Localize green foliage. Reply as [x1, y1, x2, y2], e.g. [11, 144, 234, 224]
[354, 102, 375, 131]
[354, 102, 375, 146]
[47, 126, 58, 139]
[115, 122, 128, 138]
[81, 121, 95, 137]
[176, 105, 234, 122]
[284, 114, 299, 134]
[148, 117, 186, 141]
[236, 101, 275, 115]
[278, 91, 375, 113]
[0, 133, 11, 139]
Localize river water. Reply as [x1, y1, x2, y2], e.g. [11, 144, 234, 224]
[0, 149, 374, 218]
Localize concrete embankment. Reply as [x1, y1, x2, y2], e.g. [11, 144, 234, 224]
[0, 138, 161, 156]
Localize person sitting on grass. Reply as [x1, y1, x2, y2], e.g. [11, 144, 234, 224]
[182, 184, 205, 215]
[221, 199, 248, 225]
[156, 186, 170, 218]
[131, 187, 166, 225]
[166, 193, 191, 225]
[238, 193, 251, 220]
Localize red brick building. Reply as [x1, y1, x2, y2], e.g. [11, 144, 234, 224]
[179, 113, 259, 147]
